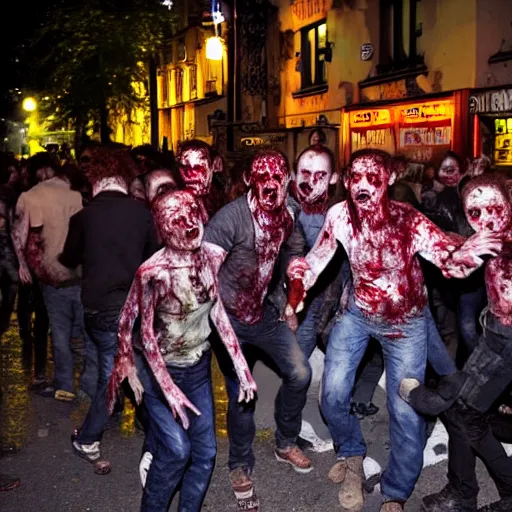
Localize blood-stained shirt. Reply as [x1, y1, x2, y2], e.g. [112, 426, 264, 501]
[203, 194, 291, 325]
[303, 200, 464, 323]
[485, 244, 512, 327]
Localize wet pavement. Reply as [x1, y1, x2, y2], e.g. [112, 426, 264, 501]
[0, 315, 506, 512]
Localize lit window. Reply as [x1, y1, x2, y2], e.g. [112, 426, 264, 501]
[299, 21, 327, 91]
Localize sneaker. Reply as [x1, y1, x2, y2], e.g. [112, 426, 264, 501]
[422, 484, 477, 512]
[351, 401, 380, 418]
[72, 439, 101, 463]
[55, 390, 76, 402]
[478, 497, 512, 511]
[0, 474, 20, 492]
[381, 501, 404, 512]
[139, 451, 153, 488]
[275, 445, 313, 474]
[229, 467, 259, 511]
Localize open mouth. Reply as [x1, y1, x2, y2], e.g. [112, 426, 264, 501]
[185, 227, 200, 240]
[355, 190, 371, 203]
[299, 183, 312, 195]
[263, 187, 277, 201]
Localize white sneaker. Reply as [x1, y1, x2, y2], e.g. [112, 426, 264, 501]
[139, 451, 153, 487]
[72, 440, 101, 462]
[299, 420, 333, 453]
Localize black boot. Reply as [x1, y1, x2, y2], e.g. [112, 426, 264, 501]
[422, 484, 477, 512]
[478, 496, 512, 511]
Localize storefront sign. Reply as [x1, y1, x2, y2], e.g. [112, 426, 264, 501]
[350, 109, 391, 127]
[291, 0, 328, 22]
[399, 102, 453, 122]
[237, 133, 288, 151]
[469, 88, 512, 114]
[351, 128, 395, 154]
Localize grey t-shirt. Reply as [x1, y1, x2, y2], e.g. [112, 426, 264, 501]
[203, 195, 265, 325]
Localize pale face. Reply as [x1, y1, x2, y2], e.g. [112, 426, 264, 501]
[129, 177, 147, 202]
[295, 150, 334, 205]
[154, 191, 204, 251]
[346, 156, 391, 212]
[177, 148, 212, 197]
[464, 185, 511, 234]
[250, 153, 289, 212]
[438, 156, 462, 187]
[145, 169, 177, 204]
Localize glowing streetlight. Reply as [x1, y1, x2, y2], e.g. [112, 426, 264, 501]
[22, 97, 37, 112]
[206, 36, 223, 61]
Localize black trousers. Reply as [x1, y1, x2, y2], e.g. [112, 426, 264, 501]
[443, 313, 512, 500]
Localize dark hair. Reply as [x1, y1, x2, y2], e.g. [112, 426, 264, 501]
[461, 173, 510, 203]
[440, 150, 464, 171]
[309, 128, 327, 145]
[295, 144, 336, 175]
[81, 145, 139, 186]
[0, 151, 19, 185]
[26, 152, 59, 181]
[349, 149, 392, 170]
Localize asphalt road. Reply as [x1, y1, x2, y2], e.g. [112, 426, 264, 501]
[0, 328, 505, 512]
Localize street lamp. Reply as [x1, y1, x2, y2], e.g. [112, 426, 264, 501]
[22, 97, 37, 112]
[206, 36, 223, 61]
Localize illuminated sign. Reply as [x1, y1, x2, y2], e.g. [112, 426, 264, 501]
[350, 109, 391, 126]
[470, 89, 512, 114]
[238, 134, 288, 150]
[291, 0, 328, 21]
[400, 102, 452, 122]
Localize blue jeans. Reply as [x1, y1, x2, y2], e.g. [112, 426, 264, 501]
[322, 304, 427, 502]
[221, 303, 311, 471]
[296, 292, 324, 359]
[41, 284, 94, 393]
[458, 287, 486, 355]
[426, 306, 457, 377]
[76, 323, 118, 444]
[137, 351, 216, 512]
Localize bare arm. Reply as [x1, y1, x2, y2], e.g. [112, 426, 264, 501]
[108, 276, 142, 414]
[415, 213, 502, 278]
[286, 206, 340, 313]
[11, 207, 31, 284]
[210, 296, 257, 403]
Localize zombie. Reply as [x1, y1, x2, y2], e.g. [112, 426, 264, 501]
[61, 144, 158, 468]
[108, 189, 256, 512]
[176, 139, 225, 222]
[203, 150, 312, 511]
[401, 174, 512, 512]
[286, 149, 501, 512]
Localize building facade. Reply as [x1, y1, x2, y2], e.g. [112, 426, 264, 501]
[270, 0, 512, 170]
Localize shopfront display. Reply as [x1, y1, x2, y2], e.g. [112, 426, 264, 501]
[469, 86, 512, 170]
[343, 96, 457, 166]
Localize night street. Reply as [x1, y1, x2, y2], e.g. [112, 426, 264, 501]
[0, 318, 507, 512]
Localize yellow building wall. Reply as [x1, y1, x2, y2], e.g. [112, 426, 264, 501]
[272, 0, 484, 128]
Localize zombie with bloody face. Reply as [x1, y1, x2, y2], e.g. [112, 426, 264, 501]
[286, 149, 502, 512]
[176, 139, 225, 222]
[108, 190, 256, 512]
[202, 150, 312, 510]
[401, 175, 512, 512]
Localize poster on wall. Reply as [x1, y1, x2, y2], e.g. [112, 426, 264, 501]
[351, 128, 396, 155]
[494, 118, 512, 166]
[398, 125, 452, 163]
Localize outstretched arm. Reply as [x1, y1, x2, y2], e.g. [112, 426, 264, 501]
[286, 206, 339, 313]
[139, 276, 201, 430]
[210, 298, 257, 402]
[108, 276, 142, 413]
[415, 213, 502, 278]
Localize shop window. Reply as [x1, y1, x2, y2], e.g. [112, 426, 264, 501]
[206, 58, 222, 97]
[175, 68, 184, 104]
[377, 0, 424, 75]
[295, 20, 328, 96]
[494, 118, 512, 166]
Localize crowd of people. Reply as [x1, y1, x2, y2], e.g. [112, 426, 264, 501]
[0, 138, 511, 512]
